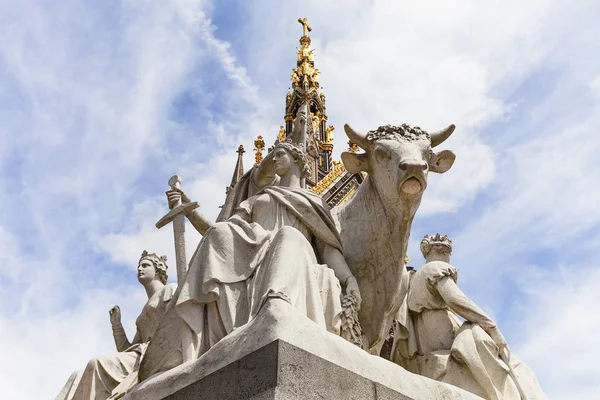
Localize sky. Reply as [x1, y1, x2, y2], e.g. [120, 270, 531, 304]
[0, 0, 598, 398]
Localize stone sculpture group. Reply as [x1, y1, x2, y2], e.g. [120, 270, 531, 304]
[56, 108, 546, 399]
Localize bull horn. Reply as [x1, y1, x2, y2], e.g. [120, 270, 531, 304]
[344, 124, 370, 150]
[430, 124, 456, 148]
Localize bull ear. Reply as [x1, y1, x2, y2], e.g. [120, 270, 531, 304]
[429, 150, 456, 174]
[341, 152, 369, 174]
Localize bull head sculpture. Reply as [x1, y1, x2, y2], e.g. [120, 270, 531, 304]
[341, 123, 456, 200]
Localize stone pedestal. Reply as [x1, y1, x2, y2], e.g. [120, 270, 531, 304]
[124, 299, 481, 400]
[164, 340, 418, 399]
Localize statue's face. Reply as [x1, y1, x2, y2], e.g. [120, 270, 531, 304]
[137, 258, 157, 284]
[273, 147, 296, 177]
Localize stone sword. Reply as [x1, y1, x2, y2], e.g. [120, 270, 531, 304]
[155, 175, 199, 284]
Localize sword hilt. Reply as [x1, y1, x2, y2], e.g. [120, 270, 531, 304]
[168, 175, 182, 189]
[157, 175, 199, 229]
[168, 175, 182, 208]
[168, 175, 183, 207]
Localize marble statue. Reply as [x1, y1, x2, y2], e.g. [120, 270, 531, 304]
[56, 251, 176, 400]
[137, 109, 362, 380]
[333, 123, 456, 355]
[51, 17, 550, 398]
[391, 234, 546, 400]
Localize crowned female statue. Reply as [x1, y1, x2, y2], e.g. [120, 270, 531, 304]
[138, 107, 362, 379]
[56, 251, 176, 400]
[392, 234, 546, 400]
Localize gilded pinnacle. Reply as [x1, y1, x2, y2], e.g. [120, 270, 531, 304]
[254, 135, 265, 165]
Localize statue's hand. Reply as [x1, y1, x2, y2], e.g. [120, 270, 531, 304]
[109, 305, 122, 326]
[166, 187, 191, 209]
[488, 326, 510, 360]
[345, 277, 362, 311]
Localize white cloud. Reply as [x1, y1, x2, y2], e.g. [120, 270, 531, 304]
[591, 76, 600, 98]
[452, 104, 600, 278]
[97, 196, 180, 270]
[234, 0, 583, 215]
[0, 0, 275, 397]
[0, 287, 146, 399]
[0, 225, 21, 281]
[512, 264, 600, 400]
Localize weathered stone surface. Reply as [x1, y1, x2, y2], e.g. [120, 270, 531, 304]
[56, 252, 175, 400]
[334, 123, 456, 354]
[140, 110, 362, 379]
[124, 299, 480, 400]
[164, 340, 400, 400]
[392, 234, 547, 399]
[163, 341, 279, 400]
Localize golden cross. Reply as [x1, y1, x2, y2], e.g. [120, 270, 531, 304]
[298, 18, 312, 36]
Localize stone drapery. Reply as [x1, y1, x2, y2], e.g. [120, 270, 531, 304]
[56, 284, 176, 400]
[138, 186, 344, 380]
[392, 262, 546, 400]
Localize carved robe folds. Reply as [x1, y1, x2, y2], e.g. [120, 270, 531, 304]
[393, 262, 546, 400]
[139, 187, 343, 379]
[57, 284, 176, 400]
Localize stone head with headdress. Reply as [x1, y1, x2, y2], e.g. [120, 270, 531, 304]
[138, 250, 169, 284]
[273, 141, 310, 179]
[420, 234, 453, 258]
[273, 102, 310, 178]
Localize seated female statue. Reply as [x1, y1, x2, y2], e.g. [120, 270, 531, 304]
[56, 251, 176, 400]
[138, 133, 362, 379]
[392, 234, 546, 400]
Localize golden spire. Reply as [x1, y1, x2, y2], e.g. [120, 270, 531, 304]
[291, 17, 318, 91]
[284, 18, 335, 184]
[253, 135, 265, 165]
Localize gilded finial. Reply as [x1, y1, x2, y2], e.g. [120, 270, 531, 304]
[405, 255, 410, 264]
[298, 17, 312, 37]
[254, 135, 265, 165]
[348, 140, 359, 153]
[278, 126, 286, 142]
[291, 17, 319, 91]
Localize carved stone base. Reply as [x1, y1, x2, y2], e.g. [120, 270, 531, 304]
[124, 299, 480, 400]
[164, 339, 412, 399]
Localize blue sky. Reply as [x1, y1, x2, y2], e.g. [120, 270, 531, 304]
[1, 1, 599, 398]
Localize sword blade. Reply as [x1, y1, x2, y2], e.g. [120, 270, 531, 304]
[172, 213, 187, 284]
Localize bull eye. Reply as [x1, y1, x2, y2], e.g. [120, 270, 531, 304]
[374, 148, 389, 161]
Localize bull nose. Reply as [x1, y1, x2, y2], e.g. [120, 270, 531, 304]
[399, 161, 428, 171]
